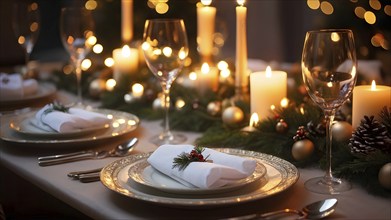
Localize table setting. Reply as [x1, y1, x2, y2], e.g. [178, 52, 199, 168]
[1, 0, 391, 219]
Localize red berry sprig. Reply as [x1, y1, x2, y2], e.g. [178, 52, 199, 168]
[172, 146, 210, 171]
[293, 126, 309, 141]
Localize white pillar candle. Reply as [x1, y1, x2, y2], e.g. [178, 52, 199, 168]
[352, 80, 391, 129]
[121, 0, 133, 43]
[250, 66, 287, 120]
[235, 0, 248, 90]
[197, 0, 216, 60]
[197, 62, 219, 94]
[112, 45, 139, 80]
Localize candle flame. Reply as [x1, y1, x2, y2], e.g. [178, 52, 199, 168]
[280, 98, 289, 108]
[201, 63, 210, 74]
[249, 113, 259, 127]
[237, 0, 245, 6]
[122, 45, 131, 57]
[266, 66, 272, 78]
[371, 80, 377, 90]
[201, 0, 212, 6]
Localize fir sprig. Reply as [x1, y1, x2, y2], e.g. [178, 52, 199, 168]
[43, 101, 70, 115]
[172, 147, 210, 171]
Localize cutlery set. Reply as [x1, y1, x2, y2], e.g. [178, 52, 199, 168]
[68, 167, 102, 183]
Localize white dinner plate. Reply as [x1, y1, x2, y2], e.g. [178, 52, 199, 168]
[100, 149, 299, 207]
[0, 109, 139, 147]
[127, 158, 267, 195]
[0, 83, 56, 104]
[9, 111, 110, 139]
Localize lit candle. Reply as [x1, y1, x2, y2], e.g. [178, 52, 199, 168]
[352, 80, 391, 129]
[131, 83, 144, 98]
[197, 0, 216, 62]
[197, 62, 219, 94]
[121, 0, 133, 43]
[241, 113, 259, 132]
[235, 0, 248, 90]
[250, 66, 287, 120]
[112, 45, 139, 80]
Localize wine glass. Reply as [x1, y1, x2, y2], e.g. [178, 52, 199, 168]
[301, 29, 357, 194]
[60, 7, 95, 106]
[142, 19, 189, 145]
[12, 2, 40, 75]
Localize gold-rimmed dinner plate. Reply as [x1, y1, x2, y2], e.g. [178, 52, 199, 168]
[100, 149, 299, 207]
[0, 83, 56, 105]
[127, 159, 267, 195]
[9, 111, 110, 139]
[0, 109, 139, 147]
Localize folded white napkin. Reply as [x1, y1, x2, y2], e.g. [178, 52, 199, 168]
[0, 73, 38, 99]
[147, 144, 257, 189]
[34, 104, 111, 133]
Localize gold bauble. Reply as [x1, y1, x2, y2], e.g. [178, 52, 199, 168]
[222, 106, 244, 126]
[276, 119, 289, 133]
[378, 163, 391, 190]
[332, 121, 353, 142]
[292, 139, 314, 161]
[207, 101, 222, 116]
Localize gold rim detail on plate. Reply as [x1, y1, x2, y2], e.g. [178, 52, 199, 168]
[100, 148, 299, 207]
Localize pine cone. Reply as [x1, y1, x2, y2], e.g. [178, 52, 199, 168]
[379, 106, 391, 135]
[349, 116, 391, 156]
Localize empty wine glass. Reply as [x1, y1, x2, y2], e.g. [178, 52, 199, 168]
[301, 29, 357, 194]
[60, 7, 95, 106]
[12, 2, 40, 75]
[142, 19, 189, 145]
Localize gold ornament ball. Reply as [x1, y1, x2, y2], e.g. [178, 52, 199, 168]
[207, 101, 222, 116]
[152, 97, 163, 110]
[276, 119, 289, 133]
[378, 163, 391, 190]
[332, 121, 353, 142]
[292, 139, 314, 161]
[222, 106, 244, 126]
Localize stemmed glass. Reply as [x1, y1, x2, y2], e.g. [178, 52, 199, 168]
[60, 7, 95, 106]
[301, 29, 357, 194]
[12, 2, 40, 75]
[142, 19, 189, 145]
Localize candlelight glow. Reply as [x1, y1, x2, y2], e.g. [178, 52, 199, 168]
[217, 60, 229, 70]
[104, 57, 114, 67]
[331, 32, 340, 42]
[81, 59, 92, 71]
[175, 98, 186, 109]
[327, 82, 333, 87]
[266, 66, 272, 78]
[249, 113, 259, 127]
[86, 35, 97, 46]
[132, 83, 144, 98]
[201, 0, 212, 6]
[201, 63, 210, 74]
[179, 47, 187, 60]
[220, 69, 231, 78]
[189, 72, 197, 80]
[106, 79, 116, 91]
[93, 44, 103, 54]
[122, 45, 131, 57]
[237, 0, 245, 6]
[280, 98, 289, 108]
[371, 80, 377, 90]
[163, 47, 172, 57]
[270, 105, 276, 111]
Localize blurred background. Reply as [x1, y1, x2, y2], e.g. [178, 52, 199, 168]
[0, 0, 390, 81]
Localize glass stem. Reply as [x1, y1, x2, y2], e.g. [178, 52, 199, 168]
[161, 82, 172, 138]
[324, 109, 336, 184]
[75, 59, 83, 105]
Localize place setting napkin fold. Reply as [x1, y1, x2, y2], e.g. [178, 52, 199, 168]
[0, 73, 38, 100]
[33, 103, 111, 133]
[147, 144, 257, 189]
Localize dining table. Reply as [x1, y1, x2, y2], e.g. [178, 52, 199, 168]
[0, 89, 390, 220]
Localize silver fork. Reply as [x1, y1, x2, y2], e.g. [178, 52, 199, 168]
[38, 150, 110, 166]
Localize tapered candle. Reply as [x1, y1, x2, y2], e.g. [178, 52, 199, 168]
[352, 80, 391, 129]
[236, 0, 248, 90]
[121, 0, 133, 43]
[250, 66, 287, 120]
[197, 0, 216, 61]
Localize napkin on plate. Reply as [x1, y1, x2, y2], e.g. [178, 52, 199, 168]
[34, 104, 111, 133]
[147, 144, 257, 189]
[0, 73, 38, 99]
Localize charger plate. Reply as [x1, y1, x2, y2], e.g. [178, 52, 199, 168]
[100, 148, 299, 207]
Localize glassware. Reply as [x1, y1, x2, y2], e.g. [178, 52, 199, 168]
[301, 29, 357, 194]
[12, 2, 40, 75]
[60, 7, 95, 106]
[142, 19, 189, 145]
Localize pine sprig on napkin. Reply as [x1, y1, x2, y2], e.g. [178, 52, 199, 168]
[172, 146, 211, 171]
[43, 102, 70, 115]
